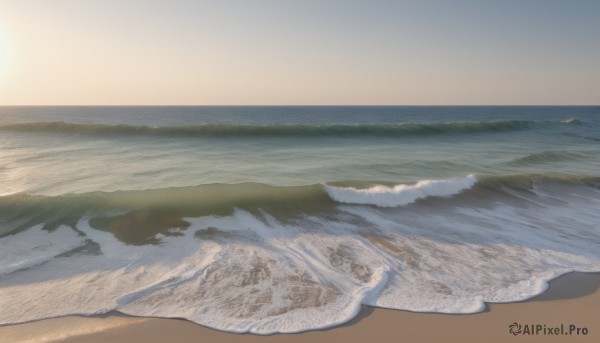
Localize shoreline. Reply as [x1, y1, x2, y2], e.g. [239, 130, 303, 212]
[1, 271, 598, 343]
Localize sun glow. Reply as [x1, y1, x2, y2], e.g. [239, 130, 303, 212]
[0, 28, 5, 67]
[0, 26, 14, 82]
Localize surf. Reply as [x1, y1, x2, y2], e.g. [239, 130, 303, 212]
[1, 173, 598, 241]
[0, 174, 599, 333]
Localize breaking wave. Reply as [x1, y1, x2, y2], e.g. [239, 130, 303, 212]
[324, 175, 477, 207]
[0, 173, 599, 333]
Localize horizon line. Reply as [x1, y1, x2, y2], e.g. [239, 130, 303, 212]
[1, 104, 599, 107]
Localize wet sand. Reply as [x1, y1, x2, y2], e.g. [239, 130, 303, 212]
[1, 272, 598, 343]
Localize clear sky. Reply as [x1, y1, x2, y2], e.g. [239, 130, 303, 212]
[0, 0, 599, 105]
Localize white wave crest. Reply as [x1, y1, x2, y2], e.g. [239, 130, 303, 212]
[323, 175, 477, 207]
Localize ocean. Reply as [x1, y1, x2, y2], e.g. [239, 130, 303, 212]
[0, 106, 599, 333]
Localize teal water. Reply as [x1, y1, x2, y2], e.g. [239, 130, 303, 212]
[0, 106, 598, 195]
[0, 106, 599, 333]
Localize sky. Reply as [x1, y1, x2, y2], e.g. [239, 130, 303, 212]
[0, 0, 599, 105]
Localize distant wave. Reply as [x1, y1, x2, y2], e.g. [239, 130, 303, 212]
[561, 118, 584, 124]
[0, 119, 581, 138]
[563, 132, 600, 142]
[506, 150, 586, 166]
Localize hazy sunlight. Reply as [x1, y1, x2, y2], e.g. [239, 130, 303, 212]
[0, 26, 13, 82]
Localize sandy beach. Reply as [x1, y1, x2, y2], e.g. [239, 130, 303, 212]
[1, 271, 597, 343]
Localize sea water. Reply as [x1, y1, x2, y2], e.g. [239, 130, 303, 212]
[0, 106, 599, 333]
